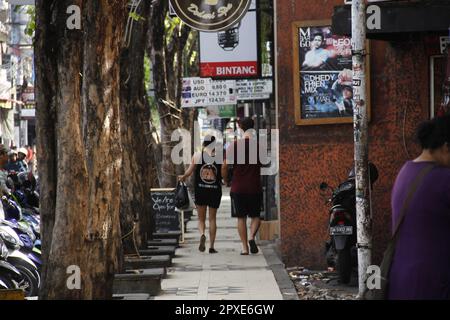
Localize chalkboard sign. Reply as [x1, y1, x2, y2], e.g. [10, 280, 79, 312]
[151, 188, 181, 233]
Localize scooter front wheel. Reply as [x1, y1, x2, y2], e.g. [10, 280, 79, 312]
[0, 275, 17, 289]
[13, 264, 39, 297]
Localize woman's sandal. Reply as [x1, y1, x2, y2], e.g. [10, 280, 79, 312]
[240, 252, 249, 255]
[249, 239, 259, 254]
[199, 234, 206, 252]
[209, 248, 218, 254]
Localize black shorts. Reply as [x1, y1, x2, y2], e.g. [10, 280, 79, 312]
[194, 189, 222, 209]
[230, 192, 262, 218]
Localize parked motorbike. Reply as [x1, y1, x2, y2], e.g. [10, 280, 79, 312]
[9, 172, 40, 209]
[0, 222, 40, 296]
[1, 219, 41, 270]
[320, 163, 378, 284]
[0, 170, 41, 296]
[0, 237, 22, 290]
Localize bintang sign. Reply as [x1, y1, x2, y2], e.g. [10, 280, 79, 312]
[170, 0, 252, 32]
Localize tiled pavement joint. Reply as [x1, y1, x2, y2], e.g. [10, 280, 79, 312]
[154, 189, 284, 300]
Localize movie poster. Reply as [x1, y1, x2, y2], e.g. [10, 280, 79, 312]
[298, 25, 354, 120]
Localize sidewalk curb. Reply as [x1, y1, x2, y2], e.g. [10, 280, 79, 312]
[260, 240, 299, 300]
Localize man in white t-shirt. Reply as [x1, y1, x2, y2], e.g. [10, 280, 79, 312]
[302, 33, 330, 69]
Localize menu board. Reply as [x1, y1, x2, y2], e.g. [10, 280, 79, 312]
[151, 188, 181, 233]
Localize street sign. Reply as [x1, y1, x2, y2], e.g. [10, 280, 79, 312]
[236, 79, 272, 100]
[181, 77, 237, 107]
[169, 2, 177, 17]
[169, 0, 252, 33]
[333, 2, 450, 37]
[205, 105, 236, 118]
[440, 36, 450, 54]
[199, 9, 259, 79]
[6, 0, 35, 4]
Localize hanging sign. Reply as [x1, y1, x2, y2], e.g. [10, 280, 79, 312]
[169, 0, 252, 32]
[181, 77, 237, 107]
[205, 105, 236, 118]
[169, 2, 177, 17]
[440, 37, 450, 54]
[199, 8, 259, 79]
[236, 79, 272, 100]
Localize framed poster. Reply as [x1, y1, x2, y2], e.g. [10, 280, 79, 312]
[293, 20, 371, 125]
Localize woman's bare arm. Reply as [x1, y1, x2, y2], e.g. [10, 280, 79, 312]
[179, 153, 199, 181]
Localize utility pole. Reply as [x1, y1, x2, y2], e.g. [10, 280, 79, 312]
[352, 0, 371, 298]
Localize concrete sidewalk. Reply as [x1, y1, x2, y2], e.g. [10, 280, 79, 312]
[154, 190, 296, 300]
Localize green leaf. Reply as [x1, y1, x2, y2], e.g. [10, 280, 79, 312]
[129, 12, 145, 22]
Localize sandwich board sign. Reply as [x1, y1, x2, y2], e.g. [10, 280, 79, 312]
[151, 188, 184, 242]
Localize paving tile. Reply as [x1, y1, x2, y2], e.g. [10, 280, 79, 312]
[154, 188, 283, 301]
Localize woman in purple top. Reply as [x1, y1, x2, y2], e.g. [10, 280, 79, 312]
[388, 115, 450, 300]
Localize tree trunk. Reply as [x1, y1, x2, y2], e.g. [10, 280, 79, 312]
[119, 0, 155, 254]
[148, 1, 179, 188]
[34, 0, 59, 297]
[181, 31, 199, 180]
[36, 0, 125, 299]
[147, 2, 201, 187]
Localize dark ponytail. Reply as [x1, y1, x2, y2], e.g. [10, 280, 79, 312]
[416, 115, 450, 150]
[202, 135, 216, 148]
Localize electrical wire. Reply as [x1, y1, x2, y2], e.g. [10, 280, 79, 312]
[124, 0, 143, 48]
[121, 221, 141, 258]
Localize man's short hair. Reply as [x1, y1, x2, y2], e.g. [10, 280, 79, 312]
[238, 117, 254, 132]
[8, 150, 17, 157]
[342, 86, 352, 93]
[0, 144, 8, 156]
[312, 32, 324, 41]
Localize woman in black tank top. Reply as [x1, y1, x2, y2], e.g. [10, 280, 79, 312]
[179, 136, 222, 254]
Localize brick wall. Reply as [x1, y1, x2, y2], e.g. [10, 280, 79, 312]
[276, 0, 442, 268]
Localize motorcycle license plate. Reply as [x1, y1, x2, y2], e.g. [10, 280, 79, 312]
[330, 226, 353, 235]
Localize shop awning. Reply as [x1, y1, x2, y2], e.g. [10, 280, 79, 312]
[332, 0, 450, 38]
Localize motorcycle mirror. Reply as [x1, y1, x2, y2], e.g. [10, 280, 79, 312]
[319, 182, 328, 191]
